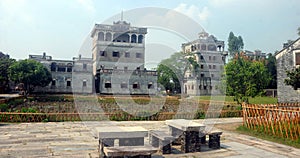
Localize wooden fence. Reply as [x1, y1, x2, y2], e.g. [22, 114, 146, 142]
[242, 103, 300, 140]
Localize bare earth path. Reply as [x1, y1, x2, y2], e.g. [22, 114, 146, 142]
[0, 118, 299, 158]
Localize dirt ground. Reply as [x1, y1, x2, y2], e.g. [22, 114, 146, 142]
[214, 122, 243, 131]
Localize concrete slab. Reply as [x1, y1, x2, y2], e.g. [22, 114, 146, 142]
[0, 118, 299, 158]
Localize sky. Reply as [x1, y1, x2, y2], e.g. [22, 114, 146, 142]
[0, 0, 300, 68]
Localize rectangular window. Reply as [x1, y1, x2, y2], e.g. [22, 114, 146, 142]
[211, 74, 214, 78]
[199, 85, 202, 90]
[67, 81, 71, 87]
[133, 83, 140, 89]
[105, 83, 112, 88]
[67, 67, 72, 72]
[125, 52, 130, 58]
[121, 83, 128, 88]
[51, 80, 56, 86]
[296, 53, 300, 65]
[100, 51, 106, 56]
[209, 56, 212, 60]
[113, 51, 120, 57]
[200, 64, 204, 69]
[136, 53, 142, 58]
[201, 73, 204, 77]
[83, 63, 87, 70]
[213, 56, 216, 60]
[204, 86, 207, 90]
[209, 65, 212, 69]
[200, 55, 204, 60]
[83, 81, 87, 87]
[124, 67, 128, 71]
[57, 67, 65, 72]
[213, 65, 216, 69]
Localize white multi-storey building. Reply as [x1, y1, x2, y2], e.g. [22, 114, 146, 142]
[182, 31, 227, 95]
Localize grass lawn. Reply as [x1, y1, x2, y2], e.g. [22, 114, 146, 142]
[236, 125, 300, 149]
[196, 96, 277, 104]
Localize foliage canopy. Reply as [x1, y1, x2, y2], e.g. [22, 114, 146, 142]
[223, 54, 270, 103]
[8, 59, 52, 93]
[284, 67, 300, 90]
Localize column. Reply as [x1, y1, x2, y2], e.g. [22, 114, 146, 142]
[128, 33, 132, 43]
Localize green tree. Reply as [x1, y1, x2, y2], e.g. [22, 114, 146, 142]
[157, 52, 189, 93]
[8, 59, 52, 93]
[265, 53, 277, 89]
[298, 27, 300, 36]
[0, 54, 15, 93]
[223, 54, 270, 104]
[228, 32, 244, 56]
[284, 67, 300, 90]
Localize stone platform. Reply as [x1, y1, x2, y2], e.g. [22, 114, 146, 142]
[0, 118, 299, 157]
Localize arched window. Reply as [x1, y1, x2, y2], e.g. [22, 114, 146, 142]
[148, 82, 153, 89]
[98, 32, 104, 41]
[67, 63, 72, 72]
[106, 32, 112, 41]
[131, 34, 137, 43]
[138, 35, 143, 43]
[208, 44, 217, 51]
[201, 44, 206, 50]
[50, 62, 57, 72]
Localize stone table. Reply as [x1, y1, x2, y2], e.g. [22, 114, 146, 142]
[166, 119, 205, 153]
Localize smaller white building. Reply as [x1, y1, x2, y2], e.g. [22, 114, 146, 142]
[29, 53, 93, 94]
[182, 31, 227, 95]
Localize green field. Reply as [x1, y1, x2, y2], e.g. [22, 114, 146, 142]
[196, 96, 277, 104]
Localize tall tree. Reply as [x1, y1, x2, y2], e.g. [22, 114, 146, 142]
[284, 67, 300, 90]
[223, 54, 270, 104]
[228, 32, 244, 56]
[265, 53, 277, 89]
[0, 53, 15, 93]
[8, 59, 52, 93]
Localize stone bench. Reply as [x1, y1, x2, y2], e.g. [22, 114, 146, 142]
[97, 126, 158, 158]
[149, 130, 175, 154]
[200, 130, 223, 149]
[103, 145, 158, 158]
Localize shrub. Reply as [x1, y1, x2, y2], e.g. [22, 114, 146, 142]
[0, 103, 9, 112]
[21, 107, 37, 113]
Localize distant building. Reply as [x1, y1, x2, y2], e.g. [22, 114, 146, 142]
[244, 50, 266, 60]
[0, 51, 10, 59]
[181, 31, 227, 95]
[90, 20, 157, 95]
[30, 20, 157, 95]
[29, 53, 93, 94]
[275, 38, 300, 103]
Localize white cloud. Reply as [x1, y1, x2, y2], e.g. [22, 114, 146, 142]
[76, 0, 96, 15]
[174, 3, 210, 23]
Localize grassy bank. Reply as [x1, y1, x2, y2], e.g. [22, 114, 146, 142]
[236, 125, 300, 149]
[197, 96, 277, 104]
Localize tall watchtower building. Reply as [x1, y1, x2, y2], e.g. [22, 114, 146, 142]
[90, 20, 157, 94]
[182, 31, 227, 95]
[91, 20, 147, 75]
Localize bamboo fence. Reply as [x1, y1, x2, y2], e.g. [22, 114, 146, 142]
[242, 103, 300, 140]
